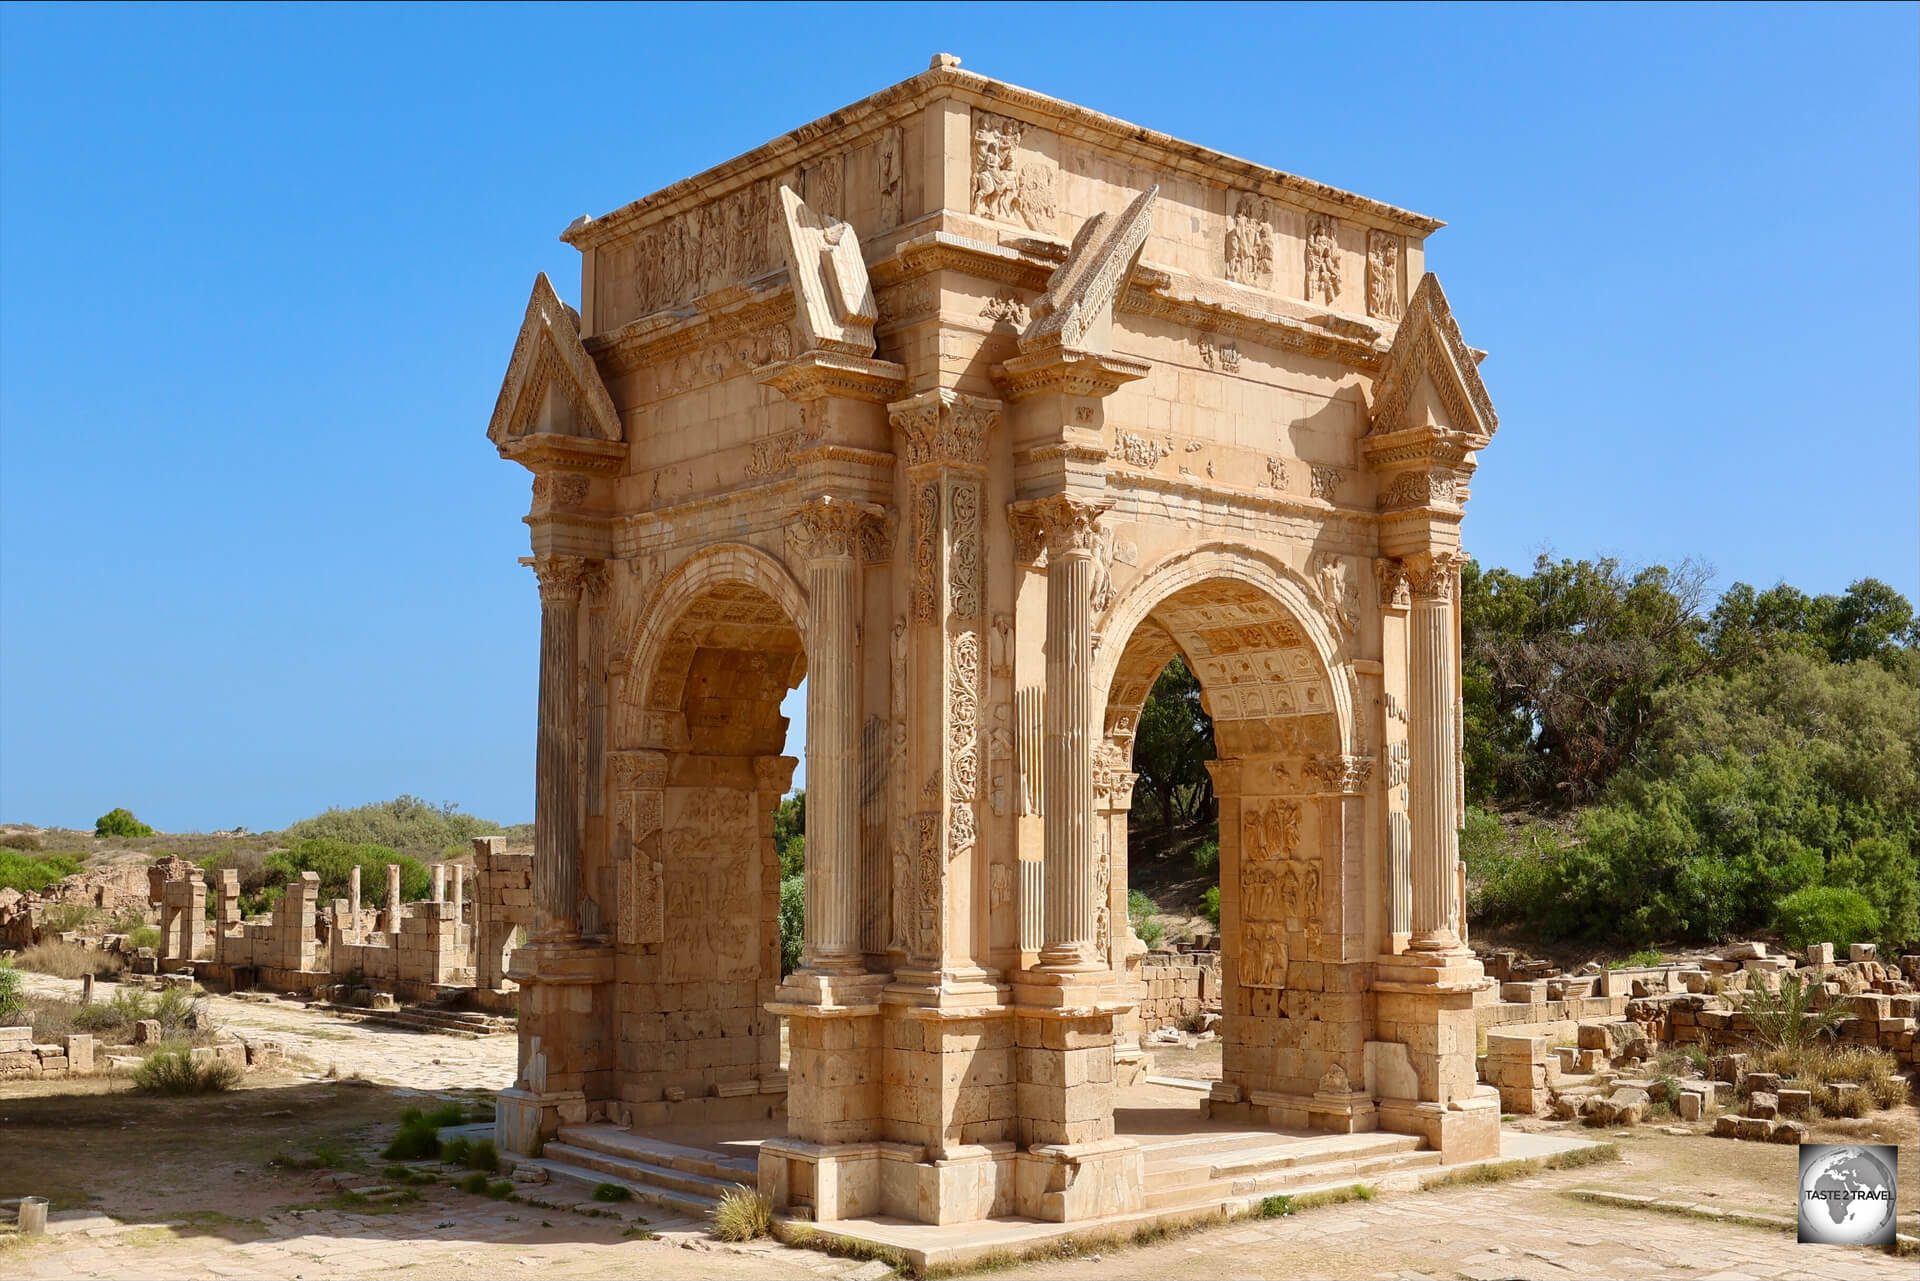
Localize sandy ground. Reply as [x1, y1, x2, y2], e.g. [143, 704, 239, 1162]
[3, 971, 1915, 1280]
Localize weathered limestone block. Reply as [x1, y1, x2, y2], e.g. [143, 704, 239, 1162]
[1745, 1091, 1778, 1120]
[131, 1019, 162, 1046]
[63, 1034, 94, 1073]
[1776, 1088, 1811, 1117]
[1677, 1089, 1703, 1121]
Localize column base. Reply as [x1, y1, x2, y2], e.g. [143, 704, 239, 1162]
[495, 1086, 586, 1157]
[771, 975, 891, 1146]
[1373, 948, 1486, 992]
[1377, 1087, 1501, 1163]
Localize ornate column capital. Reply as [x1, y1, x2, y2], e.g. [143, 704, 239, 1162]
[1374, 557, 1411, 610]
[1006, 493, 1110, 565]
[785, 495, 889, 562]
[532, 554, 592, 606]
[1406, 550, 1467, 603]
[888, 388, 1000, 470]
[1305, 753, 1375, 796]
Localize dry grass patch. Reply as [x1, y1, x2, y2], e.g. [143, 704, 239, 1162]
[13, 941, 124, 980]
[710, 1185, 773, 1241]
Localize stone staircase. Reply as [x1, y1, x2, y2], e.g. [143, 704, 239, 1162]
[319, 997, 513, 1039]
[1140, 1128, 1442, 1212]
[517, 1125, 757, 1219]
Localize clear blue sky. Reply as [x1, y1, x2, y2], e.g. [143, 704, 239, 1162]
[2, 3, 1914, 833]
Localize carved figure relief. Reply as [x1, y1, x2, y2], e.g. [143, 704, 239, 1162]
[989, 862, 1014, 910]
[989, 703, 1014, 817]
[989, 614, 1012, 675]
[1310, 466, 1343, 501]
[801, 152, 845, 221]
[876, 126, 904, 231]
[1089, 521, 1117, 616]
[888, 617, 910, 951]
[620, 181, 776, 319]
[1224, 192, 1274, 287]
[980, 291, 1030, 327]
[1239, 796, 1321, 988]
[970, 110, 1056, 230]
[1093, 829, 1113, 959]
[1375, 558, 1411, 609]
[1310, 552, 1360, 635]
[1112, 432, 1173, 470]
[1199, 336, 1241, 373]
[662, 787, 759, 981]
[1264, 456, 1288, 489]
[1366, 230, 1401, 320]
[1304, 213, 1341, 304]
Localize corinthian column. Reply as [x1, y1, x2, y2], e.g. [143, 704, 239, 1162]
[791, 497, 876, 973]
[532, 554, 588, 941]
[1017, 495, 1108, 970]
[1407, 551, 1466, 952]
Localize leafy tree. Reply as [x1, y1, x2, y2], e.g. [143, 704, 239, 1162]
[773, 792, 806, 876]
[1462, 556, 1724, 806]
[1129, 657, 1216, 830]
[1774, 886, 1881, 952]
[778, 874, 805, 976]
[94, 808, 155, 839]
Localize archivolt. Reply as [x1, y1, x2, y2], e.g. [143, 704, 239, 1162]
[1093, 542, 1357, 756]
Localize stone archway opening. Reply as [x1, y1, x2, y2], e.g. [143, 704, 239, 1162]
[1101, 576, 1353, 1134]
[611, 578, 806, 1137]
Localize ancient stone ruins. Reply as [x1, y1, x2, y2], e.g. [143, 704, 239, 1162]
[486, 56, 1505, 1228]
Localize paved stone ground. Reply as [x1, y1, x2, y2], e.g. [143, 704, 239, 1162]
[997, 1176, 1915, 1280]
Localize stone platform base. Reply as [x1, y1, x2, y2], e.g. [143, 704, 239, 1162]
[769, 1128, 1602, 1272]
[758, 1135, 1144, 1224]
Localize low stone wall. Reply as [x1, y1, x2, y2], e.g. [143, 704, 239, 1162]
[1136, 950, 1220, 1029]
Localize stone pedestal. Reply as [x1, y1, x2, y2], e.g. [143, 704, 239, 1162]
[498, 939, 612, 1155]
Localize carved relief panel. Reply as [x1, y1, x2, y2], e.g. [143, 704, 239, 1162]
[1238, 797, 1324, 989]
[662, 787, 760, 981]
[969, 110, 1057, 231]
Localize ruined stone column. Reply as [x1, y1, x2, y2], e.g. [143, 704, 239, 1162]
[451, 863, 465, 924]
[1407, 552, 1465, 952]
[431, 862, 447, 904]
[532, 555, 588, 940]
[1035, 496, 1106, 970]
[348, 864, 361, 921]
[794, 498, 871, 973]
[385, 863, 401, 932]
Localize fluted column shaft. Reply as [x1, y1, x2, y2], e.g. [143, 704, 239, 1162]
[1040, 536, 1098, 968]
[803, 543, 862, 971]
[533, 556, 586, 940]
[1408, 556, 1463, 950]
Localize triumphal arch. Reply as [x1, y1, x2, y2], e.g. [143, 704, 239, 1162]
[487, 56, 1502, 1228]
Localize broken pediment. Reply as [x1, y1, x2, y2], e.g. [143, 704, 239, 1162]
[1019, 185, 1158, 356]
[774, 185, 878, 357]
[1366, 273, 1496, 442]
[486, 273, 623, 447]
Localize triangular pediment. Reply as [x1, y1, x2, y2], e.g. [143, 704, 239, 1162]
[487, 273, 623, 446]
[1367, 273, 1496, 441]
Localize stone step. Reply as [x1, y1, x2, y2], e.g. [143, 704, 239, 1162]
[555, 1125, 759, 1183]
[1142, 1145, 1442, 1212]
[1205, 1131, 1423, 1180]
[520, 1157, 719, 1220]
[539, 1142, 745, 1203]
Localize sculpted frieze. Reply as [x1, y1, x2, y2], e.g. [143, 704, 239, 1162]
[971, 110, 1057, 231]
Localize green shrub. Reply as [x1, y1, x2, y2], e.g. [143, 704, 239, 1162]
[0, 833, 41, 851]
[0, 850, 85, 895]
[593, 1182, 631, 1202]
[1200, 886, 1220, 928]
[1736, 973, 1849, 1053]
[279, 797, 504, 858]
[0, 959, 20, 1020]
[127, 926, 161, 951]
[440, 1136, 472, 1165]
[134, 1046, 239, 1094]
[456, 1171, 489, 1194]
[94, 808, 155, 839]
[263, 839, 430, 905]
[779, 873, 805, 976]
[464, 1139, 498, 1172]
[1191, 840, 1219, 874]
[1127, 890, 1165, 948]
[382, 1104, 463, 1161]
[1775, 886, 1881, 951]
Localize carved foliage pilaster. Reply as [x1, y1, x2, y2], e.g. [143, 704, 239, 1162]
[947, 477, 981, 619]
[946, 630, 982, 859]
[911, 480, 940, 625]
